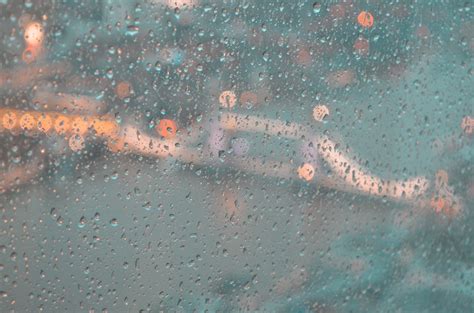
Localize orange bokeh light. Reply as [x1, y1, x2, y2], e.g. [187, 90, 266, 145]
[157, 119, 177, 139]
[313, 105, 329, 122]
[54, 115, 71, 135]
[24, 22, 44, 47]
[71, 117, 90, 135]
[357, 11, 374, 28]
[93, 119, 119, 138]
[69, 135, 85, 152]
[37, 114, 53, 133]
[298, 163, 315, 181]
[19, 113, 36, 131]
[2, 111, 18, 130]
[219, 90, 237, 108]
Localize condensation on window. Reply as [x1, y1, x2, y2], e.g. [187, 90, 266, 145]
[0, 1, 473, 312]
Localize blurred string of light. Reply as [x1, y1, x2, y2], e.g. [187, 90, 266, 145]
[0, 1, 470, 218]
[0, 102, 468, 217]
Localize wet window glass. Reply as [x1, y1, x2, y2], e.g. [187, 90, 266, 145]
[1, 1, 473, 312]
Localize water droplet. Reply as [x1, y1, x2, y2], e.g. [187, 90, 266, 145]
[125, 25, 139, 36]
[142, 201, 151, 211]
[94, 212, 100, 221]
[78, 216, 87, 228]
[155, 61, 162, 72]
[313, 2, 321, 14]
[106, 68, 114, 79]
[50, 208, 58, 219]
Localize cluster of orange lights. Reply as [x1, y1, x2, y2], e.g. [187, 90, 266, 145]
[0, 109, 118, 150]
[3, 7, 470, 202]
[0, 108, 181, 152]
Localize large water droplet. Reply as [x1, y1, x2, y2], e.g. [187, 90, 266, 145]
[125, 25, 139, 36]
[313, 2, 321, 14]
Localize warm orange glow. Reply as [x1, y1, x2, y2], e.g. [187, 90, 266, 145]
[19, 113, 36, 131]
[106, 137, 125, 153]
[71, 117, 90, 135]
[24, 22, 44, 47]
[2, 111, 18, 130]
[357, 11, 374, 28]
[37, 114, 53, 133]
[157, 119, 177, 138]
[22, 47, 37, 64]
[429, 194, 460, 218]
[69, 135, 85, 151]
[431, 196, 446, 213]
[93, 118, 119, 138]
[297, 163, 315, 181]
[0, 109, 120, 140]
[54, 115, 71, 135]
[219, 90, 237, 108]
[312, 105, 329, 122]
[0, 107, 448, 208]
